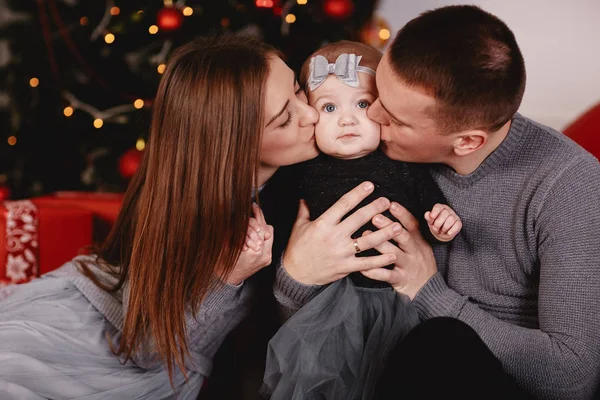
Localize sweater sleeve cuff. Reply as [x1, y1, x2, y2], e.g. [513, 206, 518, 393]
[202, 280, 248, 314]
[187, 279, 254, 335]
[412, 272, 468, 320]
[273, 254, 323, 310]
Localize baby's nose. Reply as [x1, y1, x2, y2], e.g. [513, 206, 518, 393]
[338, 114, 358, 126]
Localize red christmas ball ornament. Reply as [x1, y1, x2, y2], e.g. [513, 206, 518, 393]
[0, 185, 10, 201]
[118, 148, 143, 180]
[323, 0, 354, 19]
[157, 7, 183, 32]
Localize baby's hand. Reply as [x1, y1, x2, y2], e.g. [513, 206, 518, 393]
[225, 203, 274, 285]
[242, 205, 271, 251]
[424, 204, 462, 242]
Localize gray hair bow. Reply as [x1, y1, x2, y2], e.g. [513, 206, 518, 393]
[307, 53, 376, 92]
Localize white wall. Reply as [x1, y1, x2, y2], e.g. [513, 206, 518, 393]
[375, 0, 600, 130]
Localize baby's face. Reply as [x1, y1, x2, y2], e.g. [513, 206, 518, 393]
[309, 73, 380, 159]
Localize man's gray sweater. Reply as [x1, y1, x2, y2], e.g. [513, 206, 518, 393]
[274, 113, 600, 399]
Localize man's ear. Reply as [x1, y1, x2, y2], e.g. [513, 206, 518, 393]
[452, 130, 487, 156]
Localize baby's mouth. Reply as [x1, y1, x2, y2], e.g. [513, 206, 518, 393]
[337, 133, 360, 140]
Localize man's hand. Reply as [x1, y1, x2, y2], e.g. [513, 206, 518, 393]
[360, 201, 438, 300]
[283, 182, 403, 286]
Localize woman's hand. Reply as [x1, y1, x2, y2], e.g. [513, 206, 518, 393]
[225, 203, 274, 285]
[282, 182, 402, 286]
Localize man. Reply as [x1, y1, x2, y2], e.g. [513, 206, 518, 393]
[274, 5, 600, 399]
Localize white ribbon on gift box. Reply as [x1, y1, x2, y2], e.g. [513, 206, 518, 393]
[2, 200, 39, 284]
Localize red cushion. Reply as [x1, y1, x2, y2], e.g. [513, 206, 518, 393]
[563, 103, 600, 159]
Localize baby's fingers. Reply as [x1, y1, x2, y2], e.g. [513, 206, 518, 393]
[247, 226, 263, 246]
[424, 211, 432, 224]
[428, 204, 447, 220]
[248, 217, 265, 241]
[441, 215, 457, 233]
[447, 219, 462, 236]
[432, 209, 450, 232]
[245, 235, 262, 252]
[245, 219, 263, 251]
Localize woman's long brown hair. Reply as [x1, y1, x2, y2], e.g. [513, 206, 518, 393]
[79, 35, 277, 382]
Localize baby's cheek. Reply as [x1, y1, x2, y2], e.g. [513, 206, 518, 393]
[365, 119, 381, 138]
[313, 121, 330, 151]
[314, 116, 328, 140]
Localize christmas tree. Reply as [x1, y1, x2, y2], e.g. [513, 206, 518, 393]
[0, 0, 389, 200]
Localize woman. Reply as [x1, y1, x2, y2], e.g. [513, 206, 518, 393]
[0, 35, 318, 399]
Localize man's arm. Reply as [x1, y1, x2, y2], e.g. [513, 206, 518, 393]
[417, 156, 600, 399]
[369, 156, 600, 399]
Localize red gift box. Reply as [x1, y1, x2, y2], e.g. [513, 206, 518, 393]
[33, 191, 124, 244]
[0, 200, 93, 287]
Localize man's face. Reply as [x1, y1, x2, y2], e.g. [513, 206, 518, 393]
[367, 53, 454, 163]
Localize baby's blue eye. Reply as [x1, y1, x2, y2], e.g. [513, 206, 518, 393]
[357, 100, 370, 109]
[323, 103, 337, 113]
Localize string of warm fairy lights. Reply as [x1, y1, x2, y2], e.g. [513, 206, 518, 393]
[16, 0, 391, 148]
[62, 91, 140, 126]
[90, 0, 116, 41]
[15, 0, 191, 147]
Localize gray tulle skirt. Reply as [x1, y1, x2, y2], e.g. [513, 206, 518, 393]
[262, 277, 419, 400]
[0, 277, 203, 400]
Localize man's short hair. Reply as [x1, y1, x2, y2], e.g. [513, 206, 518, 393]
[389, 5, 526, 133]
